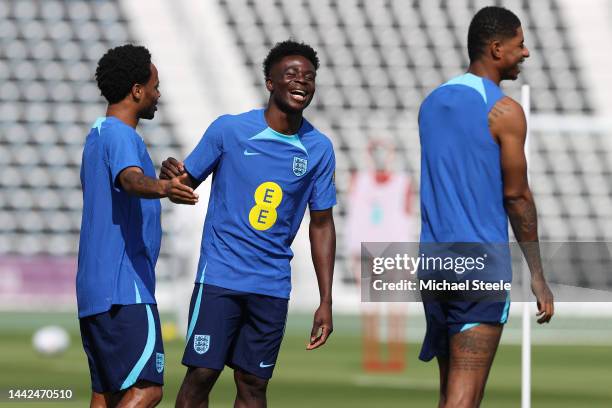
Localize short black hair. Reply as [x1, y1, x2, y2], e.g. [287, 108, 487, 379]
[468, 6, 522, 62]
[95, 44, 152, 104]
[263, 40, 319, 78]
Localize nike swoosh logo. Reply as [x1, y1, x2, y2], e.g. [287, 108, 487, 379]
[259, 362, 275, 368]
[243, 149, 261, 156]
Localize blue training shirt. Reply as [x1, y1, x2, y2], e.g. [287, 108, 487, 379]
[419, 73, 508, 244]
[76, 116, 162, 318]
[184, 109, 336, 299]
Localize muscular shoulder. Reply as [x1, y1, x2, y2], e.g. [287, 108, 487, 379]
[488, 96, 526, 141]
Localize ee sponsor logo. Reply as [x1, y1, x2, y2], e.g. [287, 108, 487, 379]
[249, 181, 283, 230]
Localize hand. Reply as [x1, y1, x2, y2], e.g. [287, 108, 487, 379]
[163, 178, 198, 205]
[160, 157, 185, 180]
[306, 302, 333, 350]
[531, 277, 554, 324]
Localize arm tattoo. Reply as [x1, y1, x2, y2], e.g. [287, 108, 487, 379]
[507, 197, 538, 238]
[134, 173, 156, 189]
[488, 102, 511, 127]
[122, 171, 164, 198]
[507, 198, 544, 277]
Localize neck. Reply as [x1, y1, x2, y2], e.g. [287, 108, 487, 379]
[106, 103, 139, 128]
[468, 60, 501, 85]
[264, 102, 302, 135]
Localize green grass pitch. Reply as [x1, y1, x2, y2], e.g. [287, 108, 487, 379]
[0, 312, 610, 407]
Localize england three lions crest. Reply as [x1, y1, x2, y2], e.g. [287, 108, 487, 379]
[194, 334, 210, 355]
[293, 156, 308, 177]
[156, 352, 165, 373]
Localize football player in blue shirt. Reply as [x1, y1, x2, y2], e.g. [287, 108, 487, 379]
[418, 7, 553, 407]
[161, 40, 336, 408]
[77, 44, 198, 408]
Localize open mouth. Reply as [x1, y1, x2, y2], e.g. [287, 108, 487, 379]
[289, 89, 307, 102]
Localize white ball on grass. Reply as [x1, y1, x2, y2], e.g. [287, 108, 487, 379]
[32, 326, 70, 356]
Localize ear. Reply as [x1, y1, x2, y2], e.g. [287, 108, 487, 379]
[131, 83, 143, 102]
[490, 39, 503, 60]
[265, 77, 274, 93]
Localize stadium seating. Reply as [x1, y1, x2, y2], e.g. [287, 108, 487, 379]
[1, 0, 608, 291]
[0, 0, 182, 278]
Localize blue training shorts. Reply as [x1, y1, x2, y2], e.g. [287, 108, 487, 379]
[419, 295, 510, 362]
[182, 284, 288, 380]
[79, 303, 164, 393]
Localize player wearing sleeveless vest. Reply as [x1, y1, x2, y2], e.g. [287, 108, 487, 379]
[418, 7, 554, 408]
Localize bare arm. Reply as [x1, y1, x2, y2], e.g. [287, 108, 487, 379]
[306, 208, 336, 350]
[490, 97, 553, 323]
[118, 166, 198, 204]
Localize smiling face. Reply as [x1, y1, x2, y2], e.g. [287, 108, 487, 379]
[266, 55, 316, 114]
[498, 26, 530, 80]
[135, 63, 160, 120]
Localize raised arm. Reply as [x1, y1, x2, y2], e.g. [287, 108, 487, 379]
[489, 96, 553, 323]
[306, 208, 336, 350]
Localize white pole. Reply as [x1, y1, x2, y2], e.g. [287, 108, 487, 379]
[520, 84, 532, 408]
